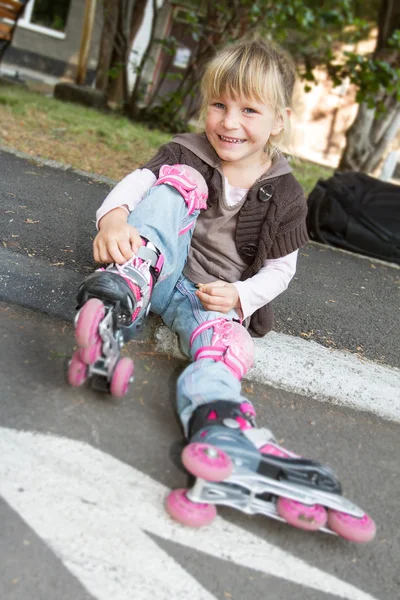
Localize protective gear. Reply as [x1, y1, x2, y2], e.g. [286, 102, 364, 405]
[189, 318, 255, 379]
[154, 164, 208, 216]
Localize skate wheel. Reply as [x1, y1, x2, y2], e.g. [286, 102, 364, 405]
[79, 338, 103, 365]
[182, 443, 233, 482]
[277, 497, 328, 531]
[68, 350, 88, 387]
[165, 489, 217, 528]
[75, 298, 105, 348]
[110, 357, 134, 398]
[327, 509, 376, 543]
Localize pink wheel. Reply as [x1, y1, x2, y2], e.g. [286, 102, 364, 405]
[165, 489, 217, 528]
[182, 443, 233, 482]
[277, 497, 328, 531]
[327, 509, 376, 543]
[68, 350, 88, 387]
[110, 357, 134, 398]
[75, 298, 105, 348]
[79, 338, 103, 365]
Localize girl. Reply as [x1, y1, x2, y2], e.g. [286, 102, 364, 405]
[70, 39, 375, 540]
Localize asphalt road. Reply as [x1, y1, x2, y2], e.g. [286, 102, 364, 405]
[0, 148, 399, 367]
[0, 146, 399, 600]
[0, 302, 399, 600]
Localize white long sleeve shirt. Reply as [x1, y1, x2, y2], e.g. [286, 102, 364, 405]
[96, 169, 298, 320]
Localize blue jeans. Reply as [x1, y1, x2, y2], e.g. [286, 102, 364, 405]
[128, 183, 252, 436]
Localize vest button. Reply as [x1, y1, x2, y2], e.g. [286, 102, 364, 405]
[241, 243, 258, 257]
[259, 184, 274, 202]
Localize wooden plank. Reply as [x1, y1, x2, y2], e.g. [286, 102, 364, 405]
[0, 1, 23, 12]
[0, 21, 13, 40]
[0, 7, 18, 20]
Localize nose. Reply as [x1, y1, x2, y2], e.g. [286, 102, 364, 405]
[222, 110, 239, 130]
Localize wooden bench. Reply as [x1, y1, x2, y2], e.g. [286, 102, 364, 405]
[0, 0, 26, 64]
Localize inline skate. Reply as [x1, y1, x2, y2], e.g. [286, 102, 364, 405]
[67, 239, 163, 397]
[165, 401, 376, 543]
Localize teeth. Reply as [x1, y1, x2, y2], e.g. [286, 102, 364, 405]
[220, 136, 245, 144]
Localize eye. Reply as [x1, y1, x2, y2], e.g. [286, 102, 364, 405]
[212, 102, 226, 110]
[243, 107, 257, 114]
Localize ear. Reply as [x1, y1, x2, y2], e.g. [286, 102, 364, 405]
[271, 107, 291, 137]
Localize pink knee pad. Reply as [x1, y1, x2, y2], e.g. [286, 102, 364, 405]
[190, 318, 255, 380]
[154, 164, 208, 215]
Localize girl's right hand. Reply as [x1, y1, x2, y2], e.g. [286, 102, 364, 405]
[93, 207, 142, 264]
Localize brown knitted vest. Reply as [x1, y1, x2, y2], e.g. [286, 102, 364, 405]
[143, 134, 308, 336]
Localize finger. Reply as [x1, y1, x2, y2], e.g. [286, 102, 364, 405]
[201, 301, 229, 314]
[198, 285, 226, 297]
[107, 241, 127, 265]
[196, 291, 230, 311]
[93, 241, 100, 263]
[130, 236, 142, 254]
[129, 227, 143, 254]
[98, 247, 113, 264]
[196, 290, 224, 304]
[118, 239, 135, 261]
[208, 280, 227, 288]
[94, 240, 112, 264]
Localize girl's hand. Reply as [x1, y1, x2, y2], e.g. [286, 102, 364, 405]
[196, 280, 241, 314]
[93, 208, 142, 264]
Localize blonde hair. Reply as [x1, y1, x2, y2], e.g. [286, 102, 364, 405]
[200, 39, 296, 158]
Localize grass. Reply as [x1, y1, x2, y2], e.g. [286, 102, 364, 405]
[0, 83, 333, 191]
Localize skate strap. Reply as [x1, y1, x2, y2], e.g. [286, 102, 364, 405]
[190, 318, 252, 380]
[137, 242, 164, 274]
[189, 318, 221, 346]
[194, 345, 247, 379]
[189, 400, 254, 437]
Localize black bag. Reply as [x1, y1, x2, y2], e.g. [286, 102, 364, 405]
[307, 171, 400, 264]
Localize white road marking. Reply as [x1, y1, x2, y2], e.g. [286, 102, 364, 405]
[0, 427, 378, 600]
[155, 327, 400, 422]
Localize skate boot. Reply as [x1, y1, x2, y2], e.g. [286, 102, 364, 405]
[68, 238, 164, 397]
[165, 400, 376, 542]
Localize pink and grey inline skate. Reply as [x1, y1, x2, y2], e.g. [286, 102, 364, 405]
[68, 238, 163, 397]
[165, 401, 376, 543]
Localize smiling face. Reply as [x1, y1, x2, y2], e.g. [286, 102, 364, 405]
[205, 94, 284, 170]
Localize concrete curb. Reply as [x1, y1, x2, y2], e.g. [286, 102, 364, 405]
[154, 325, 400, 423]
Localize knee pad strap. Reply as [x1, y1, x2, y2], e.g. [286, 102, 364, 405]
[154, 164, 208, 215]
[190, 318, 255, 380]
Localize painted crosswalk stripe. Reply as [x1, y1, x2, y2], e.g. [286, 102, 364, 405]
[0, 427, 378, 600]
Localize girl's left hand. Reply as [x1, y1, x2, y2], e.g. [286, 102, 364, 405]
[196, 280, 241, 314]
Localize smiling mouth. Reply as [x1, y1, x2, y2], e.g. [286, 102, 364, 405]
[219, 135, 246, 144]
